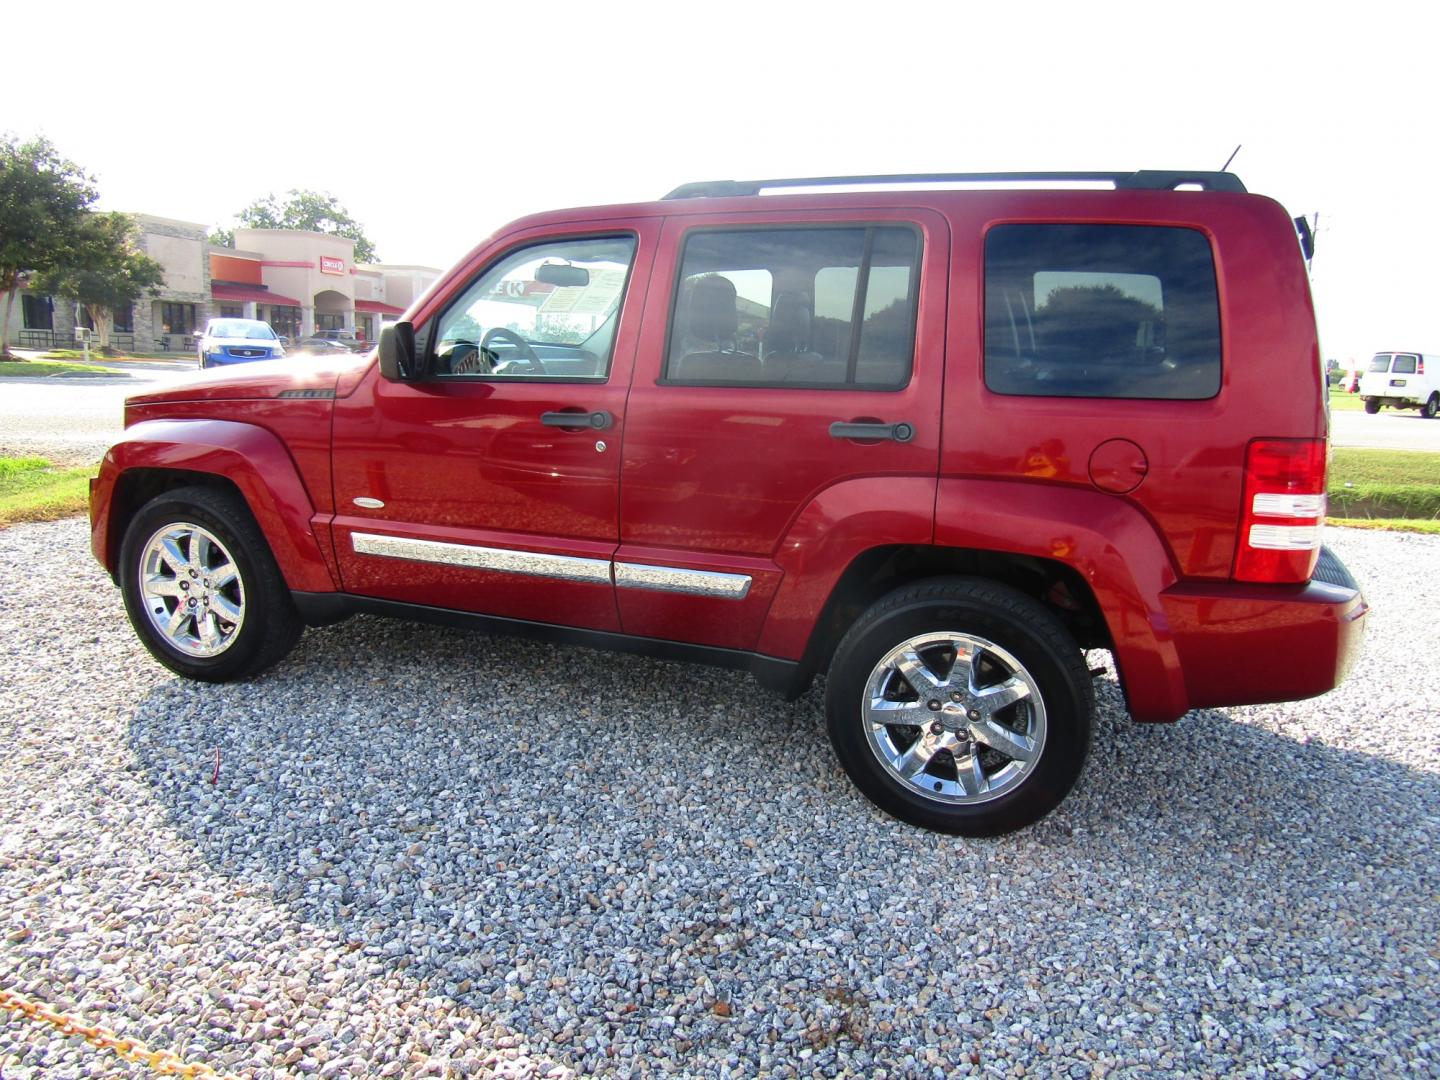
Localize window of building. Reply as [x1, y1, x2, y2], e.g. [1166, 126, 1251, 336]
[76, 306, 133, 332]
[984, 224, 1221, 400]
[269, 307, 299, 340]
[160, 302, 197, 334]
[433, 234, 637, 379]
[22, 294, 54, 330]
[664, 226, 920, 388]
[218, 304, 244, 319]
[316, 313, 346, 332]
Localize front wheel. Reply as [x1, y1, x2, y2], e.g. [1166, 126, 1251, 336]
[118, 485, 302, 681]
[825, 577, 1092, 836]
[1364, 398, 1381, 414]
[1424, 394, 1439, 419]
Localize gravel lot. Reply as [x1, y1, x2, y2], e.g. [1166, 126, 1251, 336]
[2, 520, 1436, 1078]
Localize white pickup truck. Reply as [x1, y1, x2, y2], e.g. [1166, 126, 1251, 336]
[1359, 351, 1440, 417]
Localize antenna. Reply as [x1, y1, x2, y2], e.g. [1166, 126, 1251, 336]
[1221, 144, 1242, 172]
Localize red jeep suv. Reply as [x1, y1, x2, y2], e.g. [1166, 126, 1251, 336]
[89, 170, 1367, 835]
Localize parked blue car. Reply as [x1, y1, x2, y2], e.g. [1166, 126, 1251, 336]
[196, 318, 286, 368]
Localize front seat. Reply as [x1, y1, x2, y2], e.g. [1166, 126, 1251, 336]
[673, 275, 763, 382]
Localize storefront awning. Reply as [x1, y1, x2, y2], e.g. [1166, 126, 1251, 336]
[212, 283, 303, 307]
[355, 299, 405, 315]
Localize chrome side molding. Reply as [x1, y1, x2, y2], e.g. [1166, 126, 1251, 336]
[351, 532, 752, 600]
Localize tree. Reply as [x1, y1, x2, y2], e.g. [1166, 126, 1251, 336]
[31, 213, 165, 352]
[219, 189, 379, 262]
[0, 135, 98, 357]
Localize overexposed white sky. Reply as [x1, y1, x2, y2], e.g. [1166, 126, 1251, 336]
[4, 0, 1436, 363]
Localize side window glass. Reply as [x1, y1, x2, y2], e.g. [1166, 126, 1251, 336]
[433, 235, 636, 379]
[665, 226, 919, 388]
[984, 224, 1221, 400]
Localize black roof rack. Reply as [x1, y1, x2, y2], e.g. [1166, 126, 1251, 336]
[662, 170, 1247, 200]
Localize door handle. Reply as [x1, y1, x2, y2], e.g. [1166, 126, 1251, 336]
[541, 410, 615, 430]
[829, 420, 915, 443]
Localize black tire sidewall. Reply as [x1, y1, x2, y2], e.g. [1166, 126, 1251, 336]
[826, 588, 1090, 836]
[118, 488, 286, 682]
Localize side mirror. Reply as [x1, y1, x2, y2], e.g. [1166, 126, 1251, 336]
[379, 321, 421, 381]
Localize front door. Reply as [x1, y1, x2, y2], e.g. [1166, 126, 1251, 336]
[330, 225, 655, 631]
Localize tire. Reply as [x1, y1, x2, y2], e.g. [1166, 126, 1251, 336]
[118, 485, 302, 682]
[1424, 394, 1439, 420]
[1364, 398, 1381, 414]
[825, 577, 1092, 836]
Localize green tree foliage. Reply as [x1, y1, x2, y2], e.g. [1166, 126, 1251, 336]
[220, 189, 379, 262]
[31, 213, 165, 352]
[0, 135, 98, 356]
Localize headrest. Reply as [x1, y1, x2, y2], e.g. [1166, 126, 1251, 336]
[685, 275, 739, 343]
[767, 292, 812, 354]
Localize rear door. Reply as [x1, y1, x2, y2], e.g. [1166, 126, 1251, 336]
[616, 207, 949, 650]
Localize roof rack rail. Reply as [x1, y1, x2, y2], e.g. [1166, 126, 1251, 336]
[662, 170, 1247, 200]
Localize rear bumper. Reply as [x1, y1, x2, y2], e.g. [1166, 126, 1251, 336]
[1157, 546, 1367, 717]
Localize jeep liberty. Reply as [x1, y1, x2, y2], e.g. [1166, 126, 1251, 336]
[90, 170, 1368, 835]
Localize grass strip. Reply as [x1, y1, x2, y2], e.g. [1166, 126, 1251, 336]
[1328, 447, 1440, 522]
[0, 359, 100, 376]
[0, 457, 95, 527]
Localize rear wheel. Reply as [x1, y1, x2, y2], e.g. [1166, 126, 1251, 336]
[1364, 398, 1381, 414]
[1424, 394, 1439, 419]
[825, 577, 1092, 836]
[118, 485, 302, 681]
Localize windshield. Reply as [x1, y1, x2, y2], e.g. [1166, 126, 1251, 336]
[209, 320, 276, 340]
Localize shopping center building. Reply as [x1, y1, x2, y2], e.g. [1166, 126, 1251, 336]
[2, 214, 440, 352]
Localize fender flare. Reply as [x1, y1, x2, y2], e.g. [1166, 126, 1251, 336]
[91, 419, 337, 593]
[931, 478, 1187, 722]
[757, 475, 1190, 723]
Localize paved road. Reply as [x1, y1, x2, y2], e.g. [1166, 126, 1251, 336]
[0, 370, 188, 466]
[1331, 408, 1440, 451]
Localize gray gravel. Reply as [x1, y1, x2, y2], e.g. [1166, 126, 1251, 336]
[2, 519, 1437, 1078]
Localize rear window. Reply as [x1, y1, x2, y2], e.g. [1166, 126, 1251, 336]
[1368, 355, 1393, 372]
[985, 224, 1221, 400]
[1392, 354, 1418, 374]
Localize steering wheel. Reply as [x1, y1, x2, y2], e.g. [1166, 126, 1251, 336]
[480, 327, 545, 374]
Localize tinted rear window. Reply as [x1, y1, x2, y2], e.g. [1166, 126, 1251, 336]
[1368, 355, 1393, 372]
[985, 224, 1221, 399]
[1392, 354, 1418, 374]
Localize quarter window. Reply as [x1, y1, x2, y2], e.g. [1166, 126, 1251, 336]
[433, 235, 636, 380]
[985, 224, 1221, 400]
[665, 226, 920, 388]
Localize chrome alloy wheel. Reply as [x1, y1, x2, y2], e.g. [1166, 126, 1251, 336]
[138, 522, 246, 658]
[862, 631, 1046, 804]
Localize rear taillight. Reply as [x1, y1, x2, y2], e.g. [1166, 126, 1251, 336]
[1234, 438, 1327, 583]
[1419, 358, 1425, 375]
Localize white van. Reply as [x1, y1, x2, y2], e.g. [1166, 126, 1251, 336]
[1359, 351, 1440, 417]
